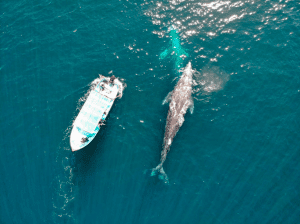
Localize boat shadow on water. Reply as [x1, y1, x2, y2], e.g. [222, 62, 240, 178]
[70, 116, 110, 185]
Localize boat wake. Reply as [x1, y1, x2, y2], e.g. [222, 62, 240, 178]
[52, 127, 76, 223]
[53, 75, 126, 220]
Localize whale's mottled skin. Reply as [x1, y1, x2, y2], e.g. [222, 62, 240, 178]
[151, 62, 194, 183]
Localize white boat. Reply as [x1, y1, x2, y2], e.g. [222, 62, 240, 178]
[70, 75, 123, 151]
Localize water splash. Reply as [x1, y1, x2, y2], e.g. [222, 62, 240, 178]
[193, 64, 229, 97]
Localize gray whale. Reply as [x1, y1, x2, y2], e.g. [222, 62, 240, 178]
[151, 62, 194, 183]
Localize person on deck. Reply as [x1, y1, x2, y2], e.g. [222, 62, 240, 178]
[81, 137, 89, 143]
[98, 119, 103, 127]
[109, 75, 116, 83]
[98, 112, 107, 127]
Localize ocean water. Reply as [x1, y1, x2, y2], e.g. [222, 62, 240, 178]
[1, 0, 300, 223]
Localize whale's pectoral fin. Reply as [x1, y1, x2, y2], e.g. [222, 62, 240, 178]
[159, 47, 172, 60]
[162, 91, 173, 105]
[189, 98, 194, 114]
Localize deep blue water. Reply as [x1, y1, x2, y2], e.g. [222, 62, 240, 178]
[1, 0, 300, 223]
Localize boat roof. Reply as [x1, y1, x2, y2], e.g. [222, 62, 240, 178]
[70, 76, 123, 151]
[74, 87, 114, 134]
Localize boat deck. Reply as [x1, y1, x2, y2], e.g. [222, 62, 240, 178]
[74, 90, 113, 133]
[70, 77, 121, 151]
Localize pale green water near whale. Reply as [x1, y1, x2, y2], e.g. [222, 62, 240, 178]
[1, 0, 300, 223]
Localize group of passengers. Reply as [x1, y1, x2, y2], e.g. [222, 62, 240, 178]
[100, 75, 116, 90]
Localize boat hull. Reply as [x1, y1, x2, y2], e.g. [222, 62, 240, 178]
[70, 76, 121, 151]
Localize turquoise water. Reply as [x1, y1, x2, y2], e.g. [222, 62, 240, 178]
[1, 0, 300, 223]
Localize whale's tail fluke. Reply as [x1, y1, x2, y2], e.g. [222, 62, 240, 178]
[151, 164, 169, 184]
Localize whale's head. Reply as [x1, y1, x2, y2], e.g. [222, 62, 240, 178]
[175, 62, 193, 94]
[184, 62, 193, 79]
